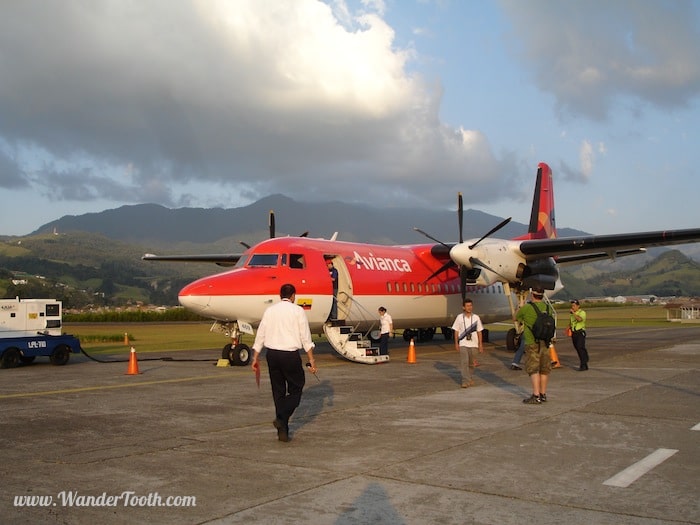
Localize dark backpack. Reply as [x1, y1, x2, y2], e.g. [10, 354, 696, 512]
[530, 302, 556, 343]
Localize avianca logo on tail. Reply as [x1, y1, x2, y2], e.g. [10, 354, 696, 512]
[351, 251, 412, 272]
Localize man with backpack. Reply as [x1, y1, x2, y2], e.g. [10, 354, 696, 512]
[515, 287, 554, 404]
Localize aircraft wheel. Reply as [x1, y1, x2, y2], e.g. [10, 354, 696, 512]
[441, 327, 453, 340]
[1, 348, 21, 369]
[403, 329, 416, 342]
[226, 343, 252, 366]
[50, 344, 71, 366]
[419, 328, 435, 342]
[506, 328, 520, 352]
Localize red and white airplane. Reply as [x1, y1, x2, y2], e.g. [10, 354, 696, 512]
[143, 163, 700, 365]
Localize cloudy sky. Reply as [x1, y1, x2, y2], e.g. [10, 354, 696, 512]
[1, 0, 699, 237]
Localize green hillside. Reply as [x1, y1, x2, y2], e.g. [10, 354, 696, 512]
[0, 232, 211, 308]
[1, 232, 698, 309]
[558, 250, 700, 299]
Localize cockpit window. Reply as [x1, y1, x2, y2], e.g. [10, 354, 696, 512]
[248, 254, 279, 267]
[289, 254, 305, 269]
[234, 255, 250, 268]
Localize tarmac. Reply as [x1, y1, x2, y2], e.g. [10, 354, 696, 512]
[1, 325, 699, 525]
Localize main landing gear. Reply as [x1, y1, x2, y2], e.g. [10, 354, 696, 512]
[213, 321, 253, 366]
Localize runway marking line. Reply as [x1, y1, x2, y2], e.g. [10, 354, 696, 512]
[0, 359, 352, 399]
[603, 448, 678, 488]
[0, 373, 235, 399]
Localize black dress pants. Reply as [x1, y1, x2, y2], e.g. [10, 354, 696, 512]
[572, 331, 589, 368]
[266, 349, 305, 428]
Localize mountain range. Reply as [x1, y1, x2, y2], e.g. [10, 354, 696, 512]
[27, 194, 587, 248]
[1, 195, 698, 308]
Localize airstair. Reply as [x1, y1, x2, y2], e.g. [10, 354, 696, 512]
[323, 322, 389, 364]
[322, 292, 389, 364]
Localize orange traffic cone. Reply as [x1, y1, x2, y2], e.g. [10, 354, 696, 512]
[407, 338, 417, 364]
[126, 346, 140, 375]
[549, 342, 561, 368]
[124, 332, 129, 345]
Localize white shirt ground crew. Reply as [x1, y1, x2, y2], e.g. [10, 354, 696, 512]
[252, 299, 315, 353]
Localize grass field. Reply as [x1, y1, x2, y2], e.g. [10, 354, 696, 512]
[65, 305, 694, 356]
[66, 322, 241, 356]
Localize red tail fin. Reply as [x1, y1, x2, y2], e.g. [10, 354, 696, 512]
[518, 162, 556, 240]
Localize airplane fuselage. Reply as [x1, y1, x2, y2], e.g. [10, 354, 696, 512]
[145, 161, 700, 364]
[178, 236, 514, 333]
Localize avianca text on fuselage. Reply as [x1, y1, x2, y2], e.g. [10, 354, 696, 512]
[351, 251, 413, 273]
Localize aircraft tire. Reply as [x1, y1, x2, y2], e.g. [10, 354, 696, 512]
[226, 343, 252, 366]
[50, 344, 71, 366]
[419, 328, 435, 342]
[1, 347, 21, 369]
[442, 327, 453, 340]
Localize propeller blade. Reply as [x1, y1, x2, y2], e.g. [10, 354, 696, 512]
[269, 210, 275, 238]
[468, 217, 512, 249]
[299, 231, 309, 238]
[460, 266, 470, 302]
[423, 260, 456, 282]
[413, 227, 451, 249]
[458, 192, 463, 244]
[469, 256, 509, 281]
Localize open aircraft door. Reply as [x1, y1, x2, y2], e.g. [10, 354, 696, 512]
[331, 255, 353, 322]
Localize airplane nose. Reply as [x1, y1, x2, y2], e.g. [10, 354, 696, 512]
[178, 293, 211, 315]
[178, 279, 214, 315]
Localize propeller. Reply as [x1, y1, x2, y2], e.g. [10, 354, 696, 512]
[468, 256, 510, 281]
[413, 228, 450, 249]
[240, 210, 310, 249]
[415, 194, 513, 301]
[269, 210, 275, 239]
[458, 192, 464, 243]
[468, 216, 511, 249]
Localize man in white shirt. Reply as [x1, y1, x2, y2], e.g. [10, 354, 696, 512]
[451, 298, 484, 388]
[378, 306, 393, 356]
[252, 283, 317, 442]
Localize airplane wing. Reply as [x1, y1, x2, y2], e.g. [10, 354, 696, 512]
[520, 228, 700, 263]
[554, 249, 646, 265]
[142, 253, 242, 267]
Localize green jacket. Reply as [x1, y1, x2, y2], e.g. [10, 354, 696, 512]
[570, 309, 586, 331]
[516, 301, 549, 345]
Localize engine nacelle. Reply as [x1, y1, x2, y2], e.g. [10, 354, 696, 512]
[516, 257, 559, 290]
